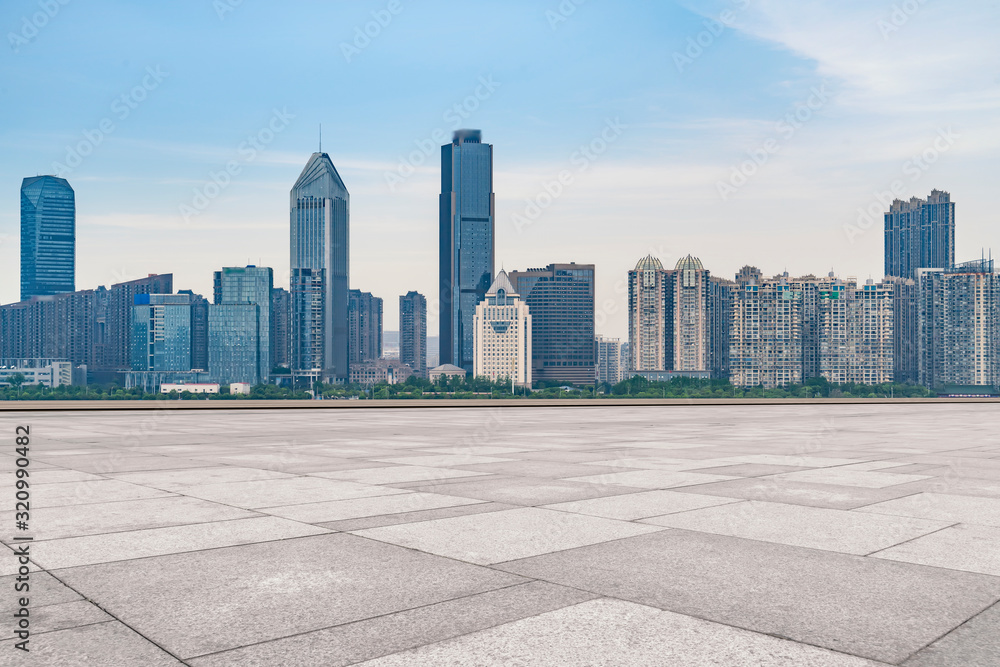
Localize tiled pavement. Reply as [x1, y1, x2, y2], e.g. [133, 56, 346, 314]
[2, 405, 1000, 665]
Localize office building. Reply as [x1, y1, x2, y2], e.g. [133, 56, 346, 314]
[209, 266, 273, 385]
[0, 359, 78, 388]
[101, 274, 174, 374]
[130, 293, 193, 372]
[399, 291, 427, 377]
[178, 290, 209, 372]
[509, 263, 595, 385]
[439, 129, 495, 373]
[271, 287, 291, 369]
[885, 190, 955, 279]
[209, 304, 261, 385]
[214, 266, 273, 382]
[917, 259, 999, 389]
[290, 151, 350, 381]
[20, 175, 75, 300]
[595, 335, 624, 385]
[473, 270, 531, 387]
[348, 290, 383, 365]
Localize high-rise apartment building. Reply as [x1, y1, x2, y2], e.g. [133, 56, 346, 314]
[628, 255, 667, 372]
[210, 266, 273, 385]
[20, 175, 75, 300]
[399, 291, 427, 377]
[885, 190, 955, 279]
[627, 255, 729, 378]
[130, 294, 193, 372]
[290, 152, 350, 381]
[887, 276, 919, 384]
[439, 129, 495, 374]
[730, 269, 803, 388]
[917, 259, 999, 388]
[508, 263, 595, 385]
[595, 335, 624, 385]
[816, 278, 895, 385]
[473, 271, 531, 387]
[348, 290, 383, 366]
[97, 274, 174, 375]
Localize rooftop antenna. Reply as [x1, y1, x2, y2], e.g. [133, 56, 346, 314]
[319, 124, 322, 153]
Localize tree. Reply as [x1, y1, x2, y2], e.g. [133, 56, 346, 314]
[7, 373, 26, 397]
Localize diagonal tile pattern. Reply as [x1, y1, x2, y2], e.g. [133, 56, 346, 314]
[3, 403, 1000, 664]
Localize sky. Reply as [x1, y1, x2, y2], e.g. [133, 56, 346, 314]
[1, 0, 998, 339]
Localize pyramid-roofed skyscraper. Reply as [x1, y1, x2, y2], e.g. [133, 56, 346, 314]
[290, 151, 350, 381]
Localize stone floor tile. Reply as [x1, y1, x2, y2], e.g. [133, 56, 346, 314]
[542, 490, 741, 520]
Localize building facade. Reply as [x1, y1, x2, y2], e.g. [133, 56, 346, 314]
[208, 304, 261, 385]
[399, 291, 427, 377]
[348, 358, 414, 385]
[816, 279, 895, 385]
[917, 259, 999, 389]
[628, 255, 667, 372]
[473, 271, 531, 387]
[20, 175, 75, 300]
[270, 287, 291, 369]
[214, 266, 273, 382]
[290, 152, 350, 381]
[130, 293, 193, 372]
[508, 263, 595, 385]
[439, 129, 495, 374]
[885, 190, 955, 279]
[595, 335, 624, 385]
[348, 290, 383, 366]
[730, 270, 804, 388]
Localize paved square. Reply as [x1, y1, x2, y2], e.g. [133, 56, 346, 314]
[3, 403, 1000, 664]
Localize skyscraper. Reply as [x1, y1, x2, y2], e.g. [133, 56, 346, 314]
[509, 263, 595, 385]
[884, 189, 955, 279]
[270, 287, 291, 370]
[473, 271, 531, 387]
[628, 255, 667, 372]
[130, 294, 193, 372]
[400, 291, 427, 377]
[211, 266, 273, 384]
[178, 290, 209, 372]
[20, 175, 75, 300]
[595, 335, 624, 385]
[917, 259, 999, 389]
[439, 129, 495, 374]
[348, 289, 383, 366]
[290, 151, 350, 381]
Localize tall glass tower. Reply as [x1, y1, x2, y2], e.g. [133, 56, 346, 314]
[20, 175, 75, 300]
[212, 265, 273, 383]
[290, 152, 349, 382]
[439, 129, 495, 373]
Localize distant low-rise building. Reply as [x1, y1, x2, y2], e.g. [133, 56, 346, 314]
[229, 382, 252, 395]
[428, 364, 467, 382]
[349, 358, 413, 385]
[160, 383, 219, 394]
[0, 359, 78, 388]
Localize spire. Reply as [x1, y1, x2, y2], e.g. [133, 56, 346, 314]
[319, 124, 322, 153]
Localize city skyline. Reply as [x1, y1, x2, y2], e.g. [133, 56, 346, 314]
[2, 1, 998, 340]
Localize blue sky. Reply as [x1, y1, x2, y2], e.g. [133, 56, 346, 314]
[2, 0, 998, 338]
